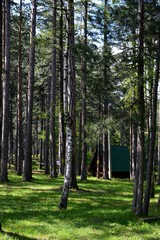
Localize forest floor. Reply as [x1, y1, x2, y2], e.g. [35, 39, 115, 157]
[0, 169, 160, 239]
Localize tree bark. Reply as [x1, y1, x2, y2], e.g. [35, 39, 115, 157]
[1, 0, 10, 182]
[39, 132, 45, 170]
[9, 106, 13, 168]
[17, 0, 24, 175]
[59, 0, 77, 209]
[59, 115, 73, 209]
[58, 0, 65, 175]
[69, 0, 78, 189]
[77, 111, 82, 175]
[96, 142, 100, 179]
[50, 0, 57, 178]
[132, 0, 145, 216]
[102, 130, 108, 179]
[102, 0, 109, 180]
[0, 0, 3, 158]
[81, 0, 87, 181]
[158, 99, 160, 185]
[44, 80, 50, 175]
[23, 0, 36, 181]
[130, 123, 137, 179]
[143, 38, 159, 215]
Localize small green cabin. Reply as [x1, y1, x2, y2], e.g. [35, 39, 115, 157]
[89, 145, 130, 178]
[111, 146, 130, 178]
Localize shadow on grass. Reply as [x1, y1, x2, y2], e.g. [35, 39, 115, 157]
[1, 174, 159, 239]
[1, 230, 38, 240]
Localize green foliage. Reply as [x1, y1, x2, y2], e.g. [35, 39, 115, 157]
[86, 151, 94, 167]
[86, 116, 114, 147]
[0, 172, 160, 239]
[38, 129, 46, 140]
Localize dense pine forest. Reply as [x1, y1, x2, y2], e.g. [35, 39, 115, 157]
[1, 0, 160, 218]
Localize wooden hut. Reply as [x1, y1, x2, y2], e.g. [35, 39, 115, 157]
[89, 145, 130, 178]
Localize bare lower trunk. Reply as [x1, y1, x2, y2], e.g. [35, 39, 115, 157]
[59, 117, 73, 209]
[102, 132, 108, 179]
[158, 100, 160, 185]
[130, 124, 137, 179]
[133, 131, 144, 215]
[71, 118, 78, 189]
[96, 143, 100, 179]
[77, 111, 82, 175]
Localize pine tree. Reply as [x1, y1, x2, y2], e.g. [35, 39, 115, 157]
[1, 0, 10, 182]
[59, 0, 77, 209]
[81, 0, 88, 181]
[17, 0, 24, 175]
[50, 0, 57, 178]
[23, 0, 37, 181]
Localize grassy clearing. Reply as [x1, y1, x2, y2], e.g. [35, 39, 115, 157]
[0, 172, 160, 240]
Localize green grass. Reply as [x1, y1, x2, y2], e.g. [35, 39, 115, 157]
[0, 171, 160, 240]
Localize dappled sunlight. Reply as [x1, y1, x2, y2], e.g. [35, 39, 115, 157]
[0, 174, 160, 239]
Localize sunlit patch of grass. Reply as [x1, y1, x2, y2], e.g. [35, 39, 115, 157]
[0, 173, 160, 239]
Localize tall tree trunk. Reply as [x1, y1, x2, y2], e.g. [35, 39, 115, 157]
[59, 1, 69, 209]
[143, 39, 159, 215]
[102, 0, 109, 179]
[33, 121, 38, 157]
[17, 0, 24, 175]
[130, 28, 137, 180]
[130, 123, 137, 179]
[132, 0, 145, 216]
[96, 142, 100, 179]
[59, 114, 73, 209]
[158, 99, 160, 185]
[44, 80, 50, 175]
[58, 0, 65, 175]
[39, 135, 44, 170]
[71, 113, 78, 189]
[15, 116, 18, 171]
[81, 0, 87, 181]
[70, 0, 78, 189]
[23, 0, 36, 181]
[108, 125, 111, 179]
[50, 0, 57, 178]
[0, 0, 2, 158]
[102, 130, 108, 179]
[1, 0, 10, 182]
[58, 114, 62, 174]
[77, 111, 82, 175]
[39, 86, 45, 171]
[9, 105, 13, 167]
[59, 0, 77, 209]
